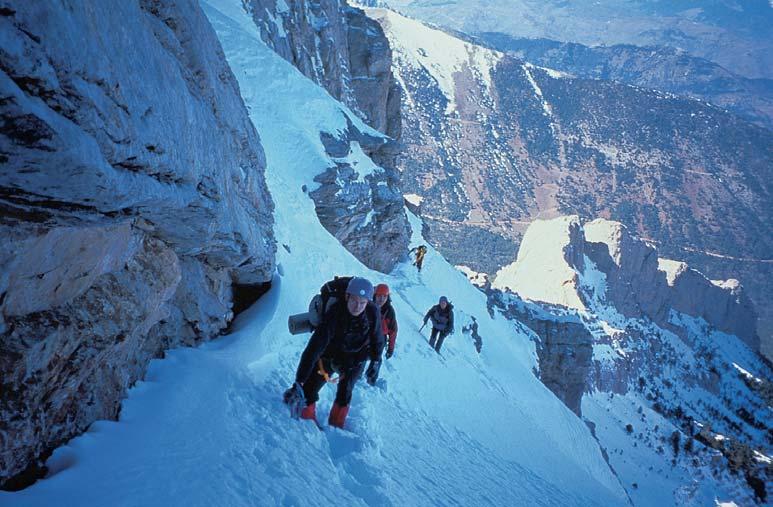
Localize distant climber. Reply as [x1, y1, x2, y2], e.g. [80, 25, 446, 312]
[423, 296, 454, 353]
[373, 284, 398, 359]
[409, 245, 427, 272]
[283, 277, 385, 429]
[462, 316, 482, 353]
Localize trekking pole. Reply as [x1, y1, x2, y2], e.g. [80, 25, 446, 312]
[419, 323, 426, 333]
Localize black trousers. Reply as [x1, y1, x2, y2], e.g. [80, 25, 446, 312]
[302, 358, 365, 407]
[429, 328, 449, 352]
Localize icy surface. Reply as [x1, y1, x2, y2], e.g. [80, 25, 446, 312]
[0, 1, 628, 506]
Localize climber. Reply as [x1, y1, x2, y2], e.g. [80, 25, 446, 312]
[283, 277, 384, 429]
[423, 296, 454, 353]
[462, 316, 482, 353]
[409, 245, 428, 272]
[373, 283, 398, 359]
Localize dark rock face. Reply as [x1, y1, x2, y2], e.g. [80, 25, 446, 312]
[247, 0, 400, 138]
[246, 0, 357, 112]
[476, 33, 773, 131]
[345, 7, 402, 140]
[246, 0, 409, 271]
[494, 297, 593, 415]
[369, 8, 773, 358]
[0, 0, 275, 488]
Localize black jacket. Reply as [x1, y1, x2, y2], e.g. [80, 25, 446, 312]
[295, 300, 384, 383]
[424, 303, 454, 332]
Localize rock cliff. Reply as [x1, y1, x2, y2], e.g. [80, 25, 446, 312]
[494, 216, 759, 350]
[0, 0, 275, 489]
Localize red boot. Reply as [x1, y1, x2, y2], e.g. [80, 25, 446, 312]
[328, 402, 350, 429]
[300, 402, 317, 422]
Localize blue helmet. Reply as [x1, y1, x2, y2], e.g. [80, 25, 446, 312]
[346, 277, 374, 300]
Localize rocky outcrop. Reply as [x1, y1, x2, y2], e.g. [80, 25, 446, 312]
[658, 261, 759, 351]
[245, 0, 409, 271]
[345, 7, 402, 141]
[0, 0, 275, 489]
[246, 0, 357, 113]
[491, 295, 592, 415]
[246, 0, 401, 137]
[585, 219, 759, 351]
[310, 121, 409, 272]
[494, 216, 759, 351]
[486, 216, 772, 504]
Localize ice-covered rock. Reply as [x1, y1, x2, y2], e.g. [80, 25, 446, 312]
[0, 0, 275, 489]
[310, 122, 409, 272]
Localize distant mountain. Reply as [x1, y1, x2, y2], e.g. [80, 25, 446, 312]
[485, 216, 772, 505]
[476, 33, 773, 131]
[365, 8, 773, 359]
[380, 0, 773, 80]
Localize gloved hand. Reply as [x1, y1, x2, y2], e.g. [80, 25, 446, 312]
[283, 381, 305, 419]
[385, 348, 394, 360]
[282, 381, 304, 406]
[366, 360, 381, 385]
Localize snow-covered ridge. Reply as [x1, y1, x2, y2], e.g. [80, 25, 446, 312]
[364, 7, 503, 114]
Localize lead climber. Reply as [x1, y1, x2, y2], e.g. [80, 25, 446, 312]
[283, 277, 385, 429]
[409, 245, 428, 272]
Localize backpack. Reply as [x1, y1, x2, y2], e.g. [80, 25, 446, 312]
[307, 276, 352, 328]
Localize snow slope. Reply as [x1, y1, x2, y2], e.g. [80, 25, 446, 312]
[0, 1, 628, 506]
